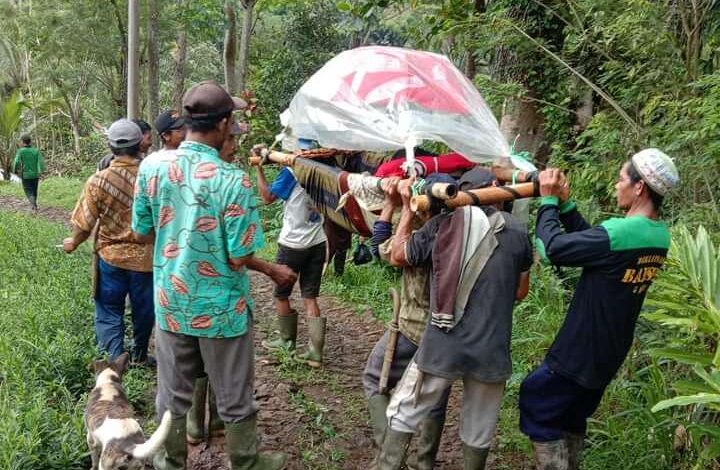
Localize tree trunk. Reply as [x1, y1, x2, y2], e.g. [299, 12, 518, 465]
[575, 85, 594, 134]
[172, 29, 188, 111]
[110, 0, 129, 117]
[223, 1, 238, 93]
[70, 116, 82, 155]
[237, 0, 256, 92]
[127, 0, 140, 119]
[500, 96, 548, 163]
[148, 0, 160, 147]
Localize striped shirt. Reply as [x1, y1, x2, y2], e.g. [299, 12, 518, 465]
[71, 156, 153, 272]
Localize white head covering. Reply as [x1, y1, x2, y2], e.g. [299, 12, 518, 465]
[631, 148, 679, 196]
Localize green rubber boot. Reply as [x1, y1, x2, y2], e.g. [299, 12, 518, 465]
[208, 383, 224, 438]
[407, 416, 445, 470]
[262, 311, 298, 351]
[368, 394, 390, 448]
[153, 415, 188, 470]
[186, 376, 208, 444]
[565, 433, 584, 470]
[532, 440, 568, 470]
[298, 316, 326, 368]
[462, 443, 489, 470]
[224, 415, 287, 470]
[377, 428, 413, 470]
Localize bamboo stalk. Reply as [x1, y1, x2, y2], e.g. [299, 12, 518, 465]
[411, 182, 538, 212]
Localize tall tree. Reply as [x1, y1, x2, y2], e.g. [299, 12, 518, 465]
[172, 29, 188, 110]
[237, 0, 256, 92]
[147, 0, 160, 145]
[223, 1, 238, 93]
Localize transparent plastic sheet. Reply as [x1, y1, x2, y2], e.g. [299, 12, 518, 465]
[280, 46, 510, 164]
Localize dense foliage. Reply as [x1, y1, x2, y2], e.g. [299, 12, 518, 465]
[1, 0, 719, 468]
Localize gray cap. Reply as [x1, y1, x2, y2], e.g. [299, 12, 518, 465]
[106, 119, 143, 148]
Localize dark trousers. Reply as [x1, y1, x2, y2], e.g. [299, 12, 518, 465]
[363, 330, 449, 420]
[21, 178, 39, 209]
[519, 361, 605, 442]
[94, 258, 154, 361]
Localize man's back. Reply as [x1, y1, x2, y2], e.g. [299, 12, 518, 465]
[14, 146, 43, 179]
[133, 140, 264, 338]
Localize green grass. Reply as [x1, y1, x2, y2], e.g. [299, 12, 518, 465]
[0, 176, 86, 211]
[0, 211, 156, 469]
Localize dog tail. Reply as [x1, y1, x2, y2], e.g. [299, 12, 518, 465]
[132, 410, 172, 460]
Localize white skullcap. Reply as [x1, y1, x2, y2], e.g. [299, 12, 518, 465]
[631, 148, 679, 196]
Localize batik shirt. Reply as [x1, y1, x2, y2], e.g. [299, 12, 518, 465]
[71, 156, 153, 272]
[132, 141, 264, 338]
[536, 197, 670, 389]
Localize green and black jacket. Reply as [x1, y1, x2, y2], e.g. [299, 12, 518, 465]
[536, 197, 670, 389]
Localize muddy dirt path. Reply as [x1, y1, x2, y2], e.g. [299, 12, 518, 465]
[1, 194, 471, 469]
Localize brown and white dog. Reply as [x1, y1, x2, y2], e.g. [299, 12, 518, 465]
[85, 352, 171, 470]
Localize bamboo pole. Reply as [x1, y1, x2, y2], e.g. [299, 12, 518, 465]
[411, 182, 539, 212]
[249, 149, 459, 200]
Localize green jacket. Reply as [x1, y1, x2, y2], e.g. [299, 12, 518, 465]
[13, 146, 45, 179]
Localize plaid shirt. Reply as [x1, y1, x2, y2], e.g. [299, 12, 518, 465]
[71, 156, 153, 272]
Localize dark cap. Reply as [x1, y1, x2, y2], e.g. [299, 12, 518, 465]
[458, 166, 497, 190]
[155, 110, 185, 135]
[182, 81, 247, 119]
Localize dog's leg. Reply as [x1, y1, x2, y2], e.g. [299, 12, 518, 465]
[87, 432, 100, 470]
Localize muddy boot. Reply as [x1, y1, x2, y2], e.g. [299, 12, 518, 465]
[532, 440, 568, 470]
[407, 416, 444, 470]
[368, 394, 390, 448]
[153, 415, 188, 470]
[208, 384, 224, 438]
[262, 311, 298, 351]
[377, 428, 413, 470]
[298, 316, 326, 368]
[224, 415, 287, 470]
[186, 376, 208, 444]
[462, 443, 489, 470]
[565, 433, 584, 470]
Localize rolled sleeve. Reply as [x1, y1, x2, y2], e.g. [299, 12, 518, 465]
[224, 184, 265, 258]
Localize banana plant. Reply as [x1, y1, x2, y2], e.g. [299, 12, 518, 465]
[0, 91, 26, 180]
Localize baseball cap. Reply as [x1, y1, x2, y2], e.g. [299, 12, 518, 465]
[631, 148, 679, 196]
[155, 110, 185, 135]
[182, 81, 247, 119]
[458, 166, 497, 191]
[106, 119, 143, 148]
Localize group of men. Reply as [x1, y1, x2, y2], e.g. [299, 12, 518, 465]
[56, 74, 680, 470]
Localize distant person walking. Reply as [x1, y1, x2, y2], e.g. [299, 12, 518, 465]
[12, 135, 45, 212]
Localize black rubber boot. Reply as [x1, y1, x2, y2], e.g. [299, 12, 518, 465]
[462, 443, 489, 470]
[153, 415, 188, 470]
[224, 415, 287, 470]
[565, 433, 584, 470]
[208, 383, 224, 438]
[532, 440, 568, 470]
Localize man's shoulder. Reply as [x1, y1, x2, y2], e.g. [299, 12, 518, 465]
[600, 216, 669, 251]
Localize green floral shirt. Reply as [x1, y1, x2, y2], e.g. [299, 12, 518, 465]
[132, 141, 264, 338]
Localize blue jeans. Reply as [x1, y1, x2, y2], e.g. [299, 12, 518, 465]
[95, 258, 154, 361]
